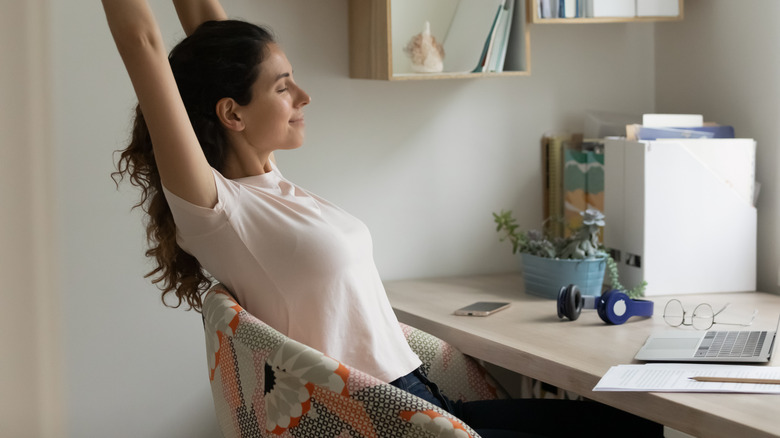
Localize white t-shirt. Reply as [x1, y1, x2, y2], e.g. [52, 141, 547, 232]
[162, 163, 421, 382]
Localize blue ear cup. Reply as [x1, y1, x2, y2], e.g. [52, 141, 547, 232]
[596, 290, 624, 324]
[596, 289, 655, 325]
[559, 286, 654, 325]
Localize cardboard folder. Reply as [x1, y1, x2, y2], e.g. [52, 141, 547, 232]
[604, 138, 757, 296]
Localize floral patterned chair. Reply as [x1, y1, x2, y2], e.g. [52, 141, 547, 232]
[202, 283, 506, 438]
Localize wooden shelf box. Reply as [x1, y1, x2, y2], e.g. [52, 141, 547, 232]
[348, 0, 531, 81]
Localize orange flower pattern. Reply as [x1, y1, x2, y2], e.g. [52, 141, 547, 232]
[400, 409, 473, 438]
[264, 339, 349, 434]
[203, 286, 498, 437]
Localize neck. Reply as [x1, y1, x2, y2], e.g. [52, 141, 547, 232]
[221, 147, 273, 179]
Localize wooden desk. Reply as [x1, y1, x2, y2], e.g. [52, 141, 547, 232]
[384, 273, 780, 438]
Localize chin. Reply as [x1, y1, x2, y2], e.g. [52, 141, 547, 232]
[282, 142, 304, 151]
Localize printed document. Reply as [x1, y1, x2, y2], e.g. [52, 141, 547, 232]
[594, 364, 780, 393]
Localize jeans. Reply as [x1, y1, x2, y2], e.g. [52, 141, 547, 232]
[389, 368, 663, 438]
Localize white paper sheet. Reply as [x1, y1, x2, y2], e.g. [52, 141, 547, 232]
[594, 364, 780, 393]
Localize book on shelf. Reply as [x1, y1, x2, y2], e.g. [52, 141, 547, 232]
[626, 123, 735, 141]
[625, 113, 735, 141]
[538, 0, 553, 18]
[543, 133, 606, 239]
[636, 0, 680, 17]
[443, 0, 505, 73]
[542, 134, 566, 238]
[475, 0, 519, 73]
[562, 0, 577, 18]
[587, 0, 636, 18]
[443, 0, 520, 74]
[473, 1, 506, 73]
[486, 0, 515, 72]
[562, 138, 605, 237]
[539, 0, 675, 19]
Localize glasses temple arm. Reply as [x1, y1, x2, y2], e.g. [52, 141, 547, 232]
[712, 302, 730, 317]
[716, 309, 759, 326]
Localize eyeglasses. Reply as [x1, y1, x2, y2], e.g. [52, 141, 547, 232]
[663, 299, 757, 330]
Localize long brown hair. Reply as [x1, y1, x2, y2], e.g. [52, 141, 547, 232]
[113, 20, 275, 312]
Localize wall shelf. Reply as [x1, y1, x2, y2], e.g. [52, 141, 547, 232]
[348, 0, 684, 81]
[348, 0, 531, 81]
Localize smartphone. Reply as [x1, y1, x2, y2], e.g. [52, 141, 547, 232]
[453, 301, 511, 316]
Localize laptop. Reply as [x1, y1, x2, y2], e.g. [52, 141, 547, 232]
[634, 315, 780, 363]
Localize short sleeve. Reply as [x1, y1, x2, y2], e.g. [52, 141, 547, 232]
[162, 168, 240, 238]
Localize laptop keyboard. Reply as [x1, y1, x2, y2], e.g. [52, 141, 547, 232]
[695, 330, 768, 358]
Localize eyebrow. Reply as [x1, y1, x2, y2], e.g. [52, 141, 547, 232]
[275, 72, 291, 82]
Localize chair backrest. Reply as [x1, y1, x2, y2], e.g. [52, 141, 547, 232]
[202, 284, 481, 438]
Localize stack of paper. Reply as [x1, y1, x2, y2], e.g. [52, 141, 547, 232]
[595, 364, 780, 394]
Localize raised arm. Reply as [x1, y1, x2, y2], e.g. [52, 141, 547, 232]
[171, 0, 279, 165]
[172, 0, 227, 36]
[102, 0, 217, 207]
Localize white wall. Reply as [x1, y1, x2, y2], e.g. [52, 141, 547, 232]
[6, 0, 665, 436]
[654, 0, 780, 295]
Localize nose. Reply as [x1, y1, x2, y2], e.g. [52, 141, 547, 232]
[295, 86, 311, 108]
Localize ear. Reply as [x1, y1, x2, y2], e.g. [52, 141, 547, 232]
[215, 97, 245, 132]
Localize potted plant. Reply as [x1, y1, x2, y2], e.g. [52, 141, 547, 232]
[493, 208, 646, 299]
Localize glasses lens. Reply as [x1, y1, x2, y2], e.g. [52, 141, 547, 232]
[692, 303, 715, 330]
[664, 300, 684, 327]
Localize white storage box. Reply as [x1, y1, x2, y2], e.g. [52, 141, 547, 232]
[604, 138, 757, 296]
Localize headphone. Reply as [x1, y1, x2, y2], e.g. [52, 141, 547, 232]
[557, 284, 654, 325]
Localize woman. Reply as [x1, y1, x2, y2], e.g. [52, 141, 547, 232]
[102, 1, 662, 436]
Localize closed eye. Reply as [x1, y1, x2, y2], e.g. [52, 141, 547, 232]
[275, 72, 292, 94]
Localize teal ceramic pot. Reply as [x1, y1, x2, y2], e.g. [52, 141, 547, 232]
[520, 253, 606, 299]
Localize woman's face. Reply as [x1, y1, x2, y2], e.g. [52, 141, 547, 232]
[238, 43, 310, 153]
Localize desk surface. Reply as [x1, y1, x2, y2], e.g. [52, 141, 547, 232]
[384, 273, 780, 438]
